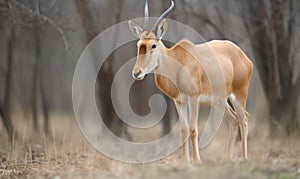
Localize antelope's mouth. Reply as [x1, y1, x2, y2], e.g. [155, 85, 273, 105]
[132, 71, 145, 80]
[135, 75, 145, 80]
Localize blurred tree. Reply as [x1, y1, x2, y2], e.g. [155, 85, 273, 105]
[239, 0, 300, 135]
[0, 0, 68, 139]
[182, 0, 227, 38]
[74, 0, 131, 139]
[0, 28, 15, 141]
[32, 28, 50, 134]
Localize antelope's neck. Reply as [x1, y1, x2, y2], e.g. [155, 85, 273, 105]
[154, 41, 171, 75]
[153, 40, 203, 100]
[154, 42, 180, 99]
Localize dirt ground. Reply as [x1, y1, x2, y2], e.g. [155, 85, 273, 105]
[1, 115, 300, 179]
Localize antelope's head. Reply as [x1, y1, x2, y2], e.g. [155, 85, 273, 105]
[129, 0, 174, 80]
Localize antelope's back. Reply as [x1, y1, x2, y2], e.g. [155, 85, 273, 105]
[206, 40, 253, 91]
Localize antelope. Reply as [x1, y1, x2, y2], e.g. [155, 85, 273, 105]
[128, 0, 253, 163]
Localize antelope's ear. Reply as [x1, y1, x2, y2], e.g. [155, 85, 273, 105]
[156, 19, 167, 40]
[128, 21, 143, 38]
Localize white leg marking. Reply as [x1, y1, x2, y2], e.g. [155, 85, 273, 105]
[188, 96, 201, 162]
[174, 100, 190, 163]
[228, 94, 248, 159]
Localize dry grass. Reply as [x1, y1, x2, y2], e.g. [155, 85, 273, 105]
[1, 115, 300, 179]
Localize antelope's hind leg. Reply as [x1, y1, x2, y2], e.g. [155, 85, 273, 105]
[225, 99, 239, 159]
[239, 112, 248, 159]
[174, 100, 190, 163]
[188, 96, 201, 162]
[228, 94, 248, 159]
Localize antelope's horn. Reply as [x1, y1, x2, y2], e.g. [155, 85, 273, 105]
[143, 0, 149, 29]
[151, 0, 175, 32]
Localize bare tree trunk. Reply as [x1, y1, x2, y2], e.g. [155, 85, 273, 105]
[74, 0, 98, 42]
[32, 29, 50, 134]
[35, 29, 50, 134]
[40, 80, 50, 135]
[104, 0, 129, 137]
[0, 105, 12, 141]
[74, 0, 128, 138]
[32, 49, 39, 131]
[31, 28, 41, 132]
[1, 28, 15, 141]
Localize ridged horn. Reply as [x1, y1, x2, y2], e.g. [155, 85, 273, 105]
[151, 0, 174, 32]
[143, 0, 149, 29]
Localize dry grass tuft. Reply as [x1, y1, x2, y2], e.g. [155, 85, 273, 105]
[0, 115, 300, 178]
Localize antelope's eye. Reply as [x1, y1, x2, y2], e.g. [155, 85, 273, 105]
[152, 44, 157, 49]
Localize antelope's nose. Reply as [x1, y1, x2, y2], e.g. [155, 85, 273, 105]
[133, 70, 142, 79]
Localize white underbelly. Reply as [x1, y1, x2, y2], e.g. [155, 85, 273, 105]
[198, 94, 213, 103]
[175, 93, 230, 105]
[198, 94, 230, 106]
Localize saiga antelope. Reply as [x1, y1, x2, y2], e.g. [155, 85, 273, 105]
[128, 0, 253, 163]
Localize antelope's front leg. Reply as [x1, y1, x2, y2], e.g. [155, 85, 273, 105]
[174, 100, 190, 163]
[188, 96, 201, 162]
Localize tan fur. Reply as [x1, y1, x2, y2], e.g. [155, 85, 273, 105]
[154, 39, 253, 105]
[132, 29, 253, 162]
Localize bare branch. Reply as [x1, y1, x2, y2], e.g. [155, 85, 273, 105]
[182, 0, 226, 38]
[8, 0, 69, 50]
